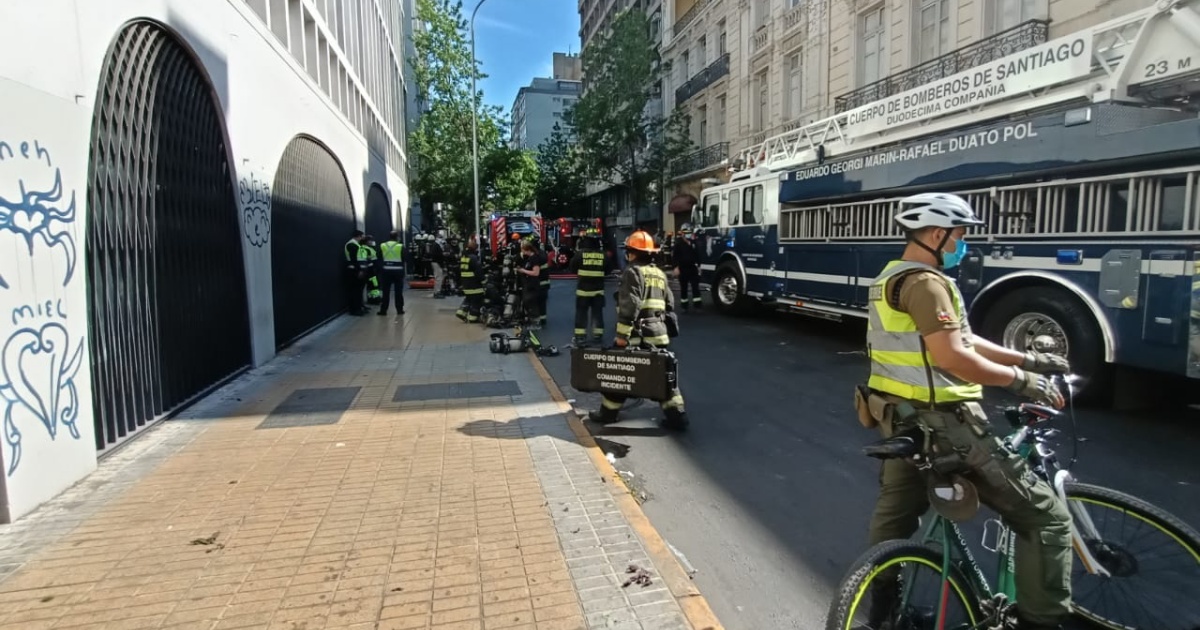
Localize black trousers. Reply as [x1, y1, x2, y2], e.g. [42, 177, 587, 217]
[573, 294, 605, 340]
[522, 290, 542, 326]
[345, 268, 365, 313]
[679, 266, 702, 307]
[538, 283, 550, 323]
[378, 270, 405, 313]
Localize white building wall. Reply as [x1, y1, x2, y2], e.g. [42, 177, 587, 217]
[0, 0, 412, 522]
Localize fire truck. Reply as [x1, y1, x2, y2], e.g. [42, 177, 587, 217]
[545, 218, 606, 273]
[692, 0, 1200, 400]
[487, 211, 546, 258]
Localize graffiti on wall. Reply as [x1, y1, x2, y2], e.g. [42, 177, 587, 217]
[240, 171, 271, 247]
[0, 139, 84, 475]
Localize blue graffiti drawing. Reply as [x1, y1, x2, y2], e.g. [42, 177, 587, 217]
[0, 322, 83, 476]
[0, 140, 78, 289]
[240, 172, 272, 247]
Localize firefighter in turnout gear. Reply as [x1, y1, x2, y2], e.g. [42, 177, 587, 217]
[377, 230, 405, 316]
[535, 236, 551, 327]
[587, 231, 688, 430]
[860, 193, 1072, 630]
[570, 227, 608, 346]
[456, 236, 484, 323]
[672, 223, 702, 310]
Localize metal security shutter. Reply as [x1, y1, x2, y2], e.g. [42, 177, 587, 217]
[365, 184, 393, 239]
[270, 137, 355, 348]
[86, 21, 251, 453]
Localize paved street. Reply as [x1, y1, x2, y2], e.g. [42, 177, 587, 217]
[534, 278, 1200, 630]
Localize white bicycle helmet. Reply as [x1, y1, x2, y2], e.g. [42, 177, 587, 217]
[894, 193, 985, 230]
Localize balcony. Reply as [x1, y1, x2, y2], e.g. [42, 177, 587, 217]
[670, 141, 730, 179]
[834, 19, 1049, 114]
[675, 52, 730, 105]
[752, 29, 770, 56]
[672, 0, 712, 39]
[783, 3, 805, 33]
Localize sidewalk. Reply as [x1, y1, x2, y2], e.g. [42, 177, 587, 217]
[0, 294, 720, 630]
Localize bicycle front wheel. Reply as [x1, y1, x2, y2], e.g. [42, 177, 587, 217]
[1065, 482, 1200, 630]
[825, 540, 982, 630]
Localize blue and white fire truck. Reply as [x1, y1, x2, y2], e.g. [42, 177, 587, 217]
[693, 0, 1200, 399]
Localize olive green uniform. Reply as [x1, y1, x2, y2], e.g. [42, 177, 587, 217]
[865, 260, 1072, 626]
[596, 263, 685, 420]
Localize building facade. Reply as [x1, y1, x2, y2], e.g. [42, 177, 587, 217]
[553, 52, 584, 80]
[578, 0, 667, 239]
[661, 0, 1148, 230]
[510, 77, 583, 154]
[0, 0, 415, 522]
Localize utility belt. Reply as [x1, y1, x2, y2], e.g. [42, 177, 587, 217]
[635, 311, 680, 338]
[853, 385, 988, 437]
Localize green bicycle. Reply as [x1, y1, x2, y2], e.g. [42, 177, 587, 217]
[825, 381, 1200, 630]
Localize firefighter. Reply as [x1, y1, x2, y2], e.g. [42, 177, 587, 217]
[672, 223, 702, 310]
[588, 231, 687, 430]
[344, 229, 368, 316]
[377, 230, 405, 316]
[455, 236, 484, 323]
[570, 227, 608, 346]
[515, 238, 547, 329]
[534, 235, 551, 327]
[860, 193, 1071, 629]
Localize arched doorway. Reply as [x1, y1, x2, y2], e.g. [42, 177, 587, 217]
[86, 21, 251, 453]
[270, 136, 355, 348]
[364, 184, 392, 240]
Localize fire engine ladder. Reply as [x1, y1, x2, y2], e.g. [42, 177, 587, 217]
[735, 0, 1200, 174]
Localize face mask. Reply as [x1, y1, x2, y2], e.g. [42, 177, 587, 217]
[941, 237, 967, 269]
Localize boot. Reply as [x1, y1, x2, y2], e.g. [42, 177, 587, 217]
[587, 409, 619, 425]
[662, 408, 689, 431]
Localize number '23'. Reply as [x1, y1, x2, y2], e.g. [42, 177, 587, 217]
[1145, 60, 1170, 78]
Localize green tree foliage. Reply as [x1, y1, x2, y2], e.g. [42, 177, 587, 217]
[534, 124, 587, 218]
[483, 146, 539, 211]
[568, 9, 692, 213]
[409, 0, 508, 233]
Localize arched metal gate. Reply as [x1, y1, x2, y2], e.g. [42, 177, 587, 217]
[86, 21, 252, 452]
[365, 184, 393, 239]
[270, 137, 355, 348]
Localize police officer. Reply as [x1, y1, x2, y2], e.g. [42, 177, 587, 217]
[570, 228, 608, 346]
[672, 224, 702, 311]
[455, 236, 484, 323]
[862, 193, 1071, 630]
[344, 229, 368, 316]
[588, 231, 687, 430]
[515, 238, 547, 328]
[377, 230, 406, 316]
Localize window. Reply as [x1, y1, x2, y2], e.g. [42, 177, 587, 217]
[743, 185, 764, 225]
[754, 0, 771, 29]
[700, 194, 720, 227]
[697, 35, 707, 66]
[752, 71, 768, 132]
[858, 7, 886, 86]
[697, 105, 708, 147]
[917, 0, 951, 63]
[726, 190, 741, 225]
[785, 51, 803, 121]
[987, 0, 1045, 34]
[718, 20, 727, 54]
[715, 94, 726, 142]
[680, 50, 691, 84]
[789, 0, 805, 7]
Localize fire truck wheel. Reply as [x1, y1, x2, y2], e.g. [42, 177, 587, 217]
[712, 262, 754, 316]
[980, 286, 1109, 404]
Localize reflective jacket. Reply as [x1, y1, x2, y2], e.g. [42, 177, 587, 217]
[460, 252, 483, 294]
[866, 260, 984, 404]
[615, 263, 674, 347]
[571, 245, 606, 297]
[345, 239, 364, 270]
[380, 241, 404, 272]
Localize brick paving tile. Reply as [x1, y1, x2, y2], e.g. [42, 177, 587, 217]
[0, 294, 697, 629]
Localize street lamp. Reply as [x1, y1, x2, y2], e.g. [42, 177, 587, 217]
[470, 0, 491, 244]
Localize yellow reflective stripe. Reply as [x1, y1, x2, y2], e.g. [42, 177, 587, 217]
[602, 397, 623, 410]
[868, 373, 982, 403]
[641, 299, 666, 311]
[540, 280, 551, 286]
[642, 335, 669, 345]
[578, 270, 605, 277]
[574, 328, 586, 335]
[461, 272, 475, 277]
[463, 288, 484, 295]
[616, 323, 633, 335]
[576, 290, 604, 297]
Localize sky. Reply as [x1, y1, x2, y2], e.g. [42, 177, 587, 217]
[470, 0, 582, 114]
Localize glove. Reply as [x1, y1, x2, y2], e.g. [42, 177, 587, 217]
[1022, 352, 1070, 375]
[613, 337, 628, 348]
[1005, 367, 1065, 409]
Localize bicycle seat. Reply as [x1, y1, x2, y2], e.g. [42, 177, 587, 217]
[862, 427, 924, 460]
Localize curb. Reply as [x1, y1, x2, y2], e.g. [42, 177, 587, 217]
[527, 353, 724, 630]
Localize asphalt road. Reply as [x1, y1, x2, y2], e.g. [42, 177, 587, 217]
[530, 278, 1200, 630]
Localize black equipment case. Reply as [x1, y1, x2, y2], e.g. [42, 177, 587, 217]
[570, 347, 678, 402]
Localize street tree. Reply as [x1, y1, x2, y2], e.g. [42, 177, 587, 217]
[568, 8, 692, 215]
[535, 124, 587, 218]
[483, 146, 539, 211]
[409, 0, 507, 233]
